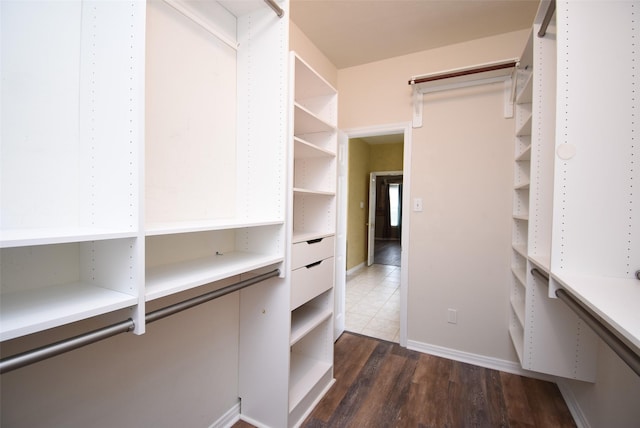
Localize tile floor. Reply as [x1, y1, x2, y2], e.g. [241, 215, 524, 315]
[344, 264, 401, 342]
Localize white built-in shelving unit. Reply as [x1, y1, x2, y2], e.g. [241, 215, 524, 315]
[2, 0, 293, 426]
[549, 0, 639, 351]
[287, 52, 337, 427]
[1, 0, 147, 341]
[508, 0, 640, 380]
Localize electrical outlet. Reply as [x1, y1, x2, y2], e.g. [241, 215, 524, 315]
[447, 308, 457, 324]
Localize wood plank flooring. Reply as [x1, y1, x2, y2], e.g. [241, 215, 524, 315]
[235, 332, 576, 428]
[373, 239, 401, 266]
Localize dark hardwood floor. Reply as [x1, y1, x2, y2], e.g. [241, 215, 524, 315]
[235, 332, 576, 428]
[373, 239, 401, 266]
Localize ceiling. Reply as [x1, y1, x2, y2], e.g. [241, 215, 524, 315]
[290, 0, 540, 69]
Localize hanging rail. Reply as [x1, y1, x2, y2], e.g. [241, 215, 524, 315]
[531, 268, 640, 377]
[408, 60, 518, 86]
[264, 0, 284, 18]
[0, 269, 280, 374]
[538, 0, 556, 38]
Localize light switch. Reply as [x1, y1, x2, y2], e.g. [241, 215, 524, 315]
[413, 197, 423, 212]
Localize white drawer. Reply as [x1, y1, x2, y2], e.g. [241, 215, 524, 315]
[291, 235, 335, 270]
[291, 257, 334, 310]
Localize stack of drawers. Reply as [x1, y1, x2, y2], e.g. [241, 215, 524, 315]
[291, 236, 335, 310]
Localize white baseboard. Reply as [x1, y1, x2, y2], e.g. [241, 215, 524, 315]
[211, 402, 241, 428]
[406, 339, 556, 381]
[557, 380, 590, 428]
[346, 262, 365, 276]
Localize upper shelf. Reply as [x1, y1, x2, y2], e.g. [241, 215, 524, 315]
[294, 104, 336, 135]
[145, 219, 284, 237]
[0, 228, 137, 249]
[294, 137, 336, 159]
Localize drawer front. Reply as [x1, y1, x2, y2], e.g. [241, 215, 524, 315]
[291, 257, 334, 310]
[291, 235, 335, 270]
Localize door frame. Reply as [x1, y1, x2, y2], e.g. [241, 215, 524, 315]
[368, 171, 403, 266]
[337, 122, 412, 347]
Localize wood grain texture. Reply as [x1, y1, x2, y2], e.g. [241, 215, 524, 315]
[235, 332, 576, 428]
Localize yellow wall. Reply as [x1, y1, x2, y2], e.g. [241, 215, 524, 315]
[370, 143, 404, 172]
[346, 138, 370, 270]
[347, 142, 404, 270]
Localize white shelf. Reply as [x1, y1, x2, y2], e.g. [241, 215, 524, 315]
[145, 219, 284, 237]
[0, 282, 137, 341]
[516, 73, 533, 104]
[291, 306, 333, 346]
[552, 272, 640, 350]
[513, 213, 529, 221]
[528, 254, 551, 273]
[516, 114, 532, 137]
[512, 265, 527, 288]
[509, 322, 525, 363]
[145, 251, 283, 301]
[514, 181, 530, 190]
[515, 144, 532, 161]
[0, 228, 138, 248]
[511, 295, 526, 327]
[293, 187, 336, 197]
[288, 353, 332, 412]
[294, 103, 336, 136]
[293, 54, 337, 101]
[294, 137, 336, 159]
[513, 243, 527, 258]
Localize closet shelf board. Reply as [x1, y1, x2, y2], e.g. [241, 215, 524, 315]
[0, 282, 137, 341]
[145, 251, 283, 301]
[552, 272, 640, 350]
[145, 219, 284, 236]
[290, 306, 333, 346]
[0, 228, 138, 249]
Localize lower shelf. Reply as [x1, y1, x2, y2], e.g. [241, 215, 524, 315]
[289, 354, 333, 414]
[0, 282, 137, 341]
[509, 321, 525, 364]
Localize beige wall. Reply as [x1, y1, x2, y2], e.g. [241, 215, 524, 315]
[339, 30, 528, 363]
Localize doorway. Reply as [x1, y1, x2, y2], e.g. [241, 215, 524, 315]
[368, 171, 403, 267]
[336, 122, 412, 346]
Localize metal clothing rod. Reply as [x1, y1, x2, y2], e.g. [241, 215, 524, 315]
[146, 269, 280, 325]
[264, 0, 284, 18]
[530, 268, 640, 377]
[538, 0, 556, 38]
[0, 320, 135, 375]
[0, 269, 280, 374]
[408, 60, 518, 86]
